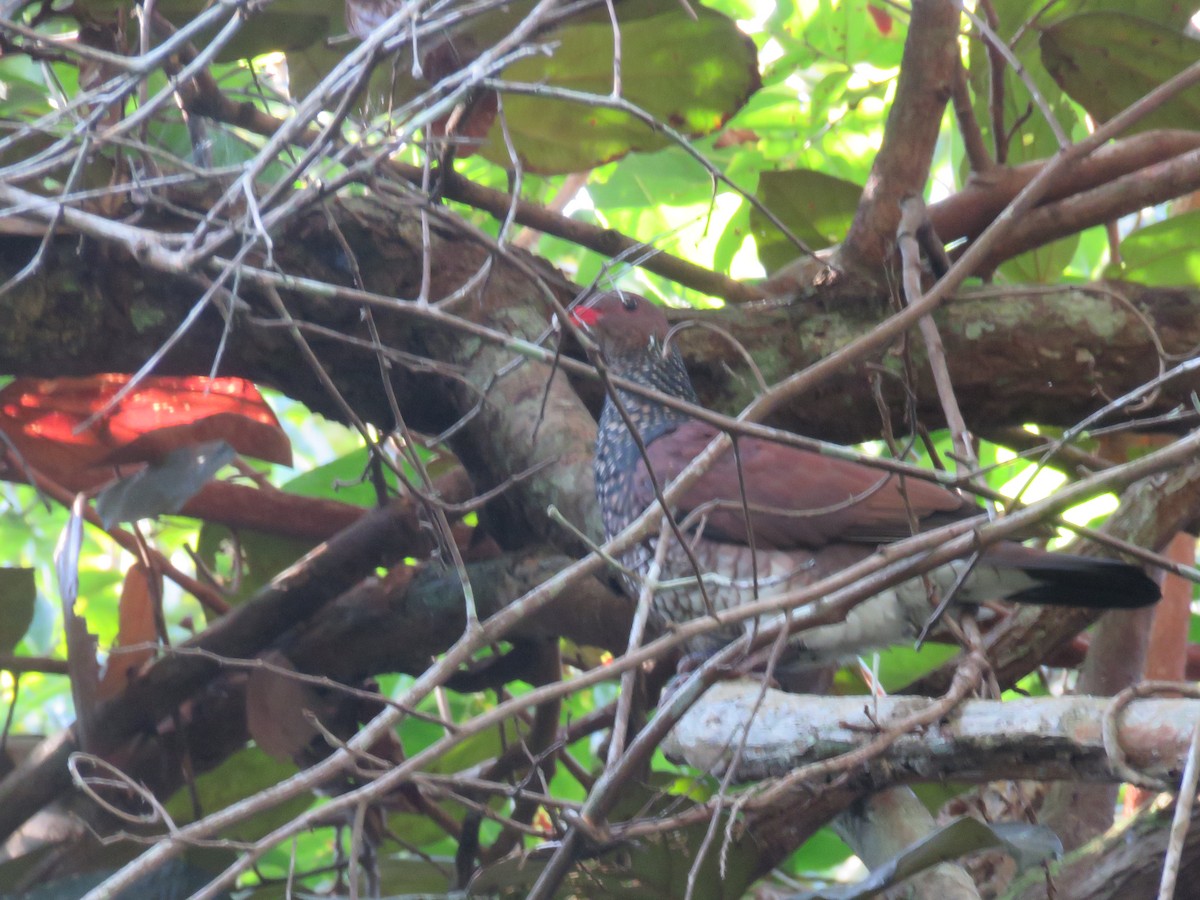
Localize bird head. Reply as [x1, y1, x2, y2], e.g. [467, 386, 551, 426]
[568, 291, 673, 361]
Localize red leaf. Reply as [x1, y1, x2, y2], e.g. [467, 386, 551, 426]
[867, 4, 893, 35]
[0, 375, 292, 490]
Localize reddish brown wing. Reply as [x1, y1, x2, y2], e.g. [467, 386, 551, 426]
[633, 420, 973, 549]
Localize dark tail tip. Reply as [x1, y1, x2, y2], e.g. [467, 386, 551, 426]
[1009, 555, 1160, 609]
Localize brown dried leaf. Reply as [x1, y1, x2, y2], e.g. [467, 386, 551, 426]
[245, 651, 322, 762]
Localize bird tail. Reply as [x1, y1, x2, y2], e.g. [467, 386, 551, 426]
[977, 545, 1160, 610]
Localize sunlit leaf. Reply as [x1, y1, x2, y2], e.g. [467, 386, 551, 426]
[752, 169, 862, 269]
[1104, 209, 1200, 286]
[0, 375, 290, 493]
[480, 5, 760, 173]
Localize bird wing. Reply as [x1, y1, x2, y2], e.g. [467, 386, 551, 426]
[633, 420, 973, 549]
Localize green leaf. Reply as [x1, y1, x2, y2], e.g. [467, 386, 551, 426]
[95, 441, 236, 528]
[483, 6, 760, 174]
[588, 147, 717, 209]
[0, 567, 36, 653]
[839, 643, 961, 694]
[194, 523, 315, 611]
[1040, 13, 1200, 133]
[751, 169, 862, 269]
[1104, 210, 1200, 285]
[164, 747, 311, 842]
[281, 446, 397, 505]
[788, 827, 855, 876]
[374, 855, 458, 895]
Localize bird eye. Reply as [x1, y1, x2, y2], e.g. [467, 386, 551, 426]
[620, 294, 638, 311]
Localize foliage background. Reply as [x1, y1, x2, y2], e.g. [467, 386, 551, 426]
[0, 0, 1199, 897]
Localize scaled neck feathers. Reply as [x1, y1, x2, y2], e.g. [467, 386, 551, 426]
[595, 340, 698, 538]
[599, 339, 698, 448]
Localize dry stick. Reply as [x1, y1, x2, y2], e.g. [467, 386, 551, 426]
[958, 1, 1070, 149]
[605, 513, 670, 769]
[1159, 716, 1200, 900]
[173, 35, 755, 305]
[897, 196, 975, 471]
[184, 5, 564, 283]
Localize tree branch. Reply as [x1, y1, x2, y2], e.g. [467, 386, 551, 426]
[662, 686, 1200, 786]
[838, 0, 960, 272]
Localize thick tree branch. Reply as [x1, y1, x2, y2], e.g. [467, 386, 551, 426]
[663, 685, 1200, 784]
[975, 145, 1200, 271]
[2, 223, 1197, 451]
[838, 0, 960, 272]
[927, 129, 1200, 246]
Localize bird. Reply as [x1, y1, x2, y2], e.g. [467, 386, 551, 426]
[570, 290, 1160, 669]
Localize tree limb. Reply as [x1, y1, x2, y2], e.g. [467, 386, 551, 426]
[838, 0, 960, 272]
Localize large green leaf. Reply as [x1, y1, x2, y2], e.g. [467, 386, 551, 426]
[479, 6, 760, 173]
[1104, 209, 1200, 286]
[1040, 12, 1200, 133]
[751, 169, 862, 270]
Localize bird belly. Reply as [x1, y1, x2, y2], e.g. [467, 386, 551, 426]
[636, 540, 833, 653]
[629, 538, 976, 667]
